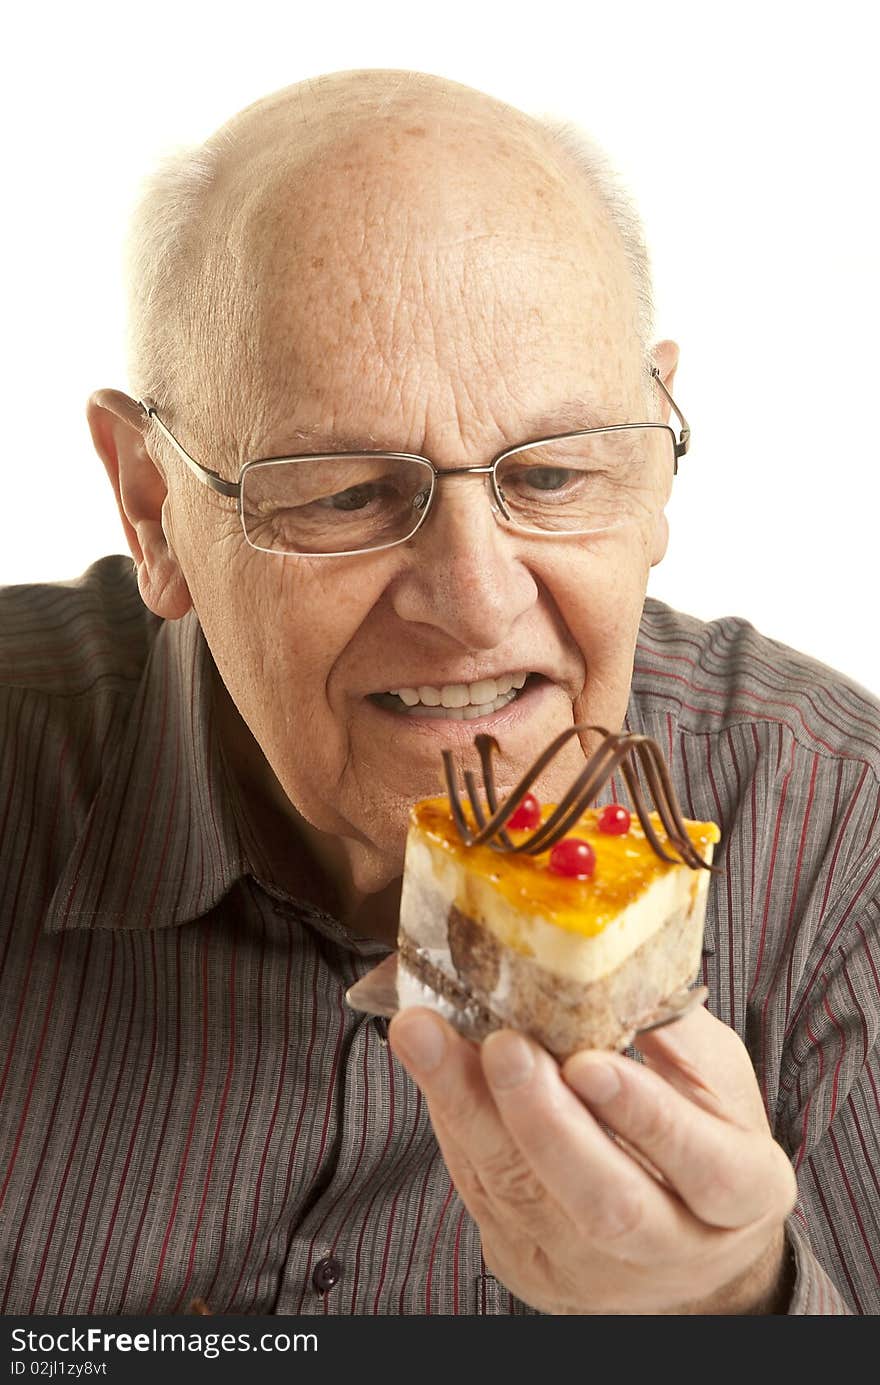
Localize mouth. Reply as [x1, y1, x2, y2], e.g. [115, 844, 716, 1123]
[368, 670, 545, 722]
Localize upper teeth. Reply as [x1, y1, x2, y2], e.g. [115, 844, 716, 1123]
[387, 672, 528, 708]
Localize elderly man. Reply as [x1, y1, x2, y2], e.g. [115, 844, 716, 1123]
[0, 70, 878, 1318]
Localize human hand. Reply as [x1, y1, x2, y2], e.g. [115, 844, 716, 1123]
[388, 1003, 797, 1314]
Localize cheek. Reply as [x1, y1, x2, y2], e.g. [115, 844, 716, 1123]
[540, 531, 652, 656]
[535, 531, 653, 735]
[184, 541, 391, 720]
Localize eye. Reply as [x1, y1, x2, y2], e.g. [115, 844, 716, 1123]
[518, 466, 575, 492]
[322, 483, 384, 511]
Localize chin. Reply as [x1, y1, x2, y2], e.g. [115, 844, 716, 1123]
[349, 835, 409, 894]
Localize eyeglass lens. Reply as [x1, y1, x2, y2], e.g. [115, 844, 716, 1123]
[239, 428, 674, 555]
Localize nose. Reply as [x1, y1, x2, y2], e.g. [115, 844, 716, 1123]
[388, 471, 539, 649]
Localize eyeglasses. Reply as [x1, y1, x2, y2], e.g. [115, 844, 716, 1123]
[138, 368, 690, 558]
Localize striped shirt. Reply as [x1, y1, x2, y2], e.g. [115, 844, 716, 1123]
[1, 554, 878, 1316]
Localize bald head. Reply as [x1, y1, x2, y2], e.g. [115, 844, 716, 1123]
[124, 70, 654, 449]
[211, 69, 578, 180]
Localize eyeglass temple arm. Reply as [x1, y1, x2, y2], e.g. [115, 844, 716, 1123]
[138, 399, 241, 500]
[650, 367, 691, 472]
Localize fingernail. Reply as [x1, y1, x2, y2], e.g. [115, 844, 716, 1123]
[391, 1012, 447, 1074]
[482, 1031, 535, 1090]
[567, 1059, 621, 1104]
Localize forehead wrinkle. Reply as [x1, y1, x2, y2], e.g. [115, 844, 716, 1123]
[237, 231, 642, 463]
[248, 228, 630, 406]
[200, 110, 642, 467]
[253, 385, 634, 462]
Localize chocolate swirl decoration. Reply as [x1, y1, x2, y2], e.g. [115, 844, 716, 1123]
[441, 725, 717, 872]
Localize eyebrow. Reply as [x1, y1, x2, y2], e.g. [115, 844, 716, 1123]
[520, 397, 627, 437]
[256, 397, 629, 458]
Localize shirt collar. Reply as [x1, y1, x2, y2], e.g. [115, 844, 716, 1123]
[44, 608, 251, 933]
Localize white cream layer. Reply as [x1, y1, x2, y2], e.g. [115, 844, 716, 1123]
[400, 833, 714, 985]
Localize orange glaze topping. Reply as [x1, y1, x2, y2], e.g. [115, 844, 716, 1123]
[411, 797, 721, 938]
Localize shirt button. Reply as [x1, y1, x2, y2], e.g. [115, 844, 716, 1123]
[312, 1256, 343, 1294]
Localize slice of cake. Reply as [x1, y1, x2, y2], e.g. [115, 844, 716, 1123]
[396, 726, 720, 1057]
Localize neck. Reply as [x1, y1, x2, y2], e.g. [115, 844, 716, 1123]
[210, 663, 400, 945]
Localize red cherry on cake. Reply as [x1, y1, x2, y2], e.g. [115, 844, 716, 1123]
[598, 804, 632, 835]
[548, 838, 596, 878]
[506, 791, 542, 830]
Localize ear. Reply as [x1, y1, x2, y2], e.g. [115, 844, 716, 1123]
[651, 339, 679, 419]
[86, 389, 193, 620]
[647, 339, 680, 567]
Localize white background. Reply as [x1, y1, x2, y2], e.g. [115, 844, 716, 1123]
[3, 0, 878, 693]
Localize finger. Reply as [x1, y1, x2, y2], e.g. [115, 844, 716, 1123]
[635, 1005, 771, 1130]
[480, 1028, 707, 1256]
[563, 1048, 797, 1228]
[388, 1009, 552, 1225]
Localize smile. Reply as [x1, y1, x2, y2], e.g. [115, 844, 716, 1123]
[370, 671, 532, 720]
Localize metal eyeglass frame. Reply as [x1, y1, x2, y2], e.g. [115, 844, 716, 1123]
[137, 367, 690, 558]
